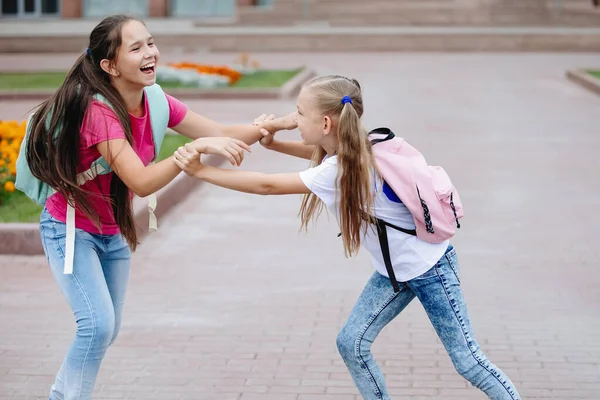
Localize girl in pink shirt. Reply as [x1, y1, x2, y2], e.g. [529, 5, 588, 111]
[23, 14, 293, 400]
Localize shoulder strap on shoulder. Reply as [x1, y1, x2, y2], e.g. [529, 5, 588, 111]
[80, 93, 115, 178]
[144, 83, 170, 159]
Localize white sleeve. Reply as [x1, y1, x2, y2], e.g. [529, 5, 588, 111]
[298, 158, 338, 203]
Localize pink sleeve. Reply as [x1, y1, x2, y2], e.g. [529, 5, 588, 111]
[166, 94, 188, 128]
[81, 101, 126, 148]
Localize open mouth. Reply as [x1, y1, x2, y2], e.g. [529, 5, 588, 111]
[140, 62, 155, 75]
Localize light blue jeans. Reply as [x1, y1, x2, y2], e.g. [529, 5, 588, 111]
[39, 208, 131, 400]
[337, 245, 521, 399]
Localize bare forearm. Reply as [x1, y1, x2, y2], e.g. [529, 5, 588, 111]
[195, 166, 271, 195]
[171, 110, 263, 145]
[134, 157, 181, 197]
[221, 124, 263, 146]
[269, 140, 315, 160]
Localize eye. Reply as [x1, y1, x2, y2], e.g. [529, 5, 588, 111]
[132, 47, 140, 52]
[148, 42, 155, 47]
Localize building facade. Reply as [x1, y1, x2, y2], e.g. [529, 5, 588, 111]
[0, 0, 272, 19]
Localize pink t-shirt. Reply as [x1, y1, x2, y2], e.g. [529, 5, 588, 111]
[45, 93, 188, 235]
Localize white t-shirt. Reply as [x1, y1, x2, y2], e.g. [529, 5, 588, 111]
[299, 155, 449, 282]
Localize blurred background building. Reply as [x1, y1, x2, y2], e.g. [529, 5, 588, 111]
[1, 1, 599, 53]
[1, 0, 599, 25]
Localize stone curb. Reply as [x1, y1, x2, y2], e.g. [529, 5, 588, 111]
[0, 154, 224, 255]
[0, 67, 312, 101]
[280, 67, 317, 98]
[566, 68, 600, 96]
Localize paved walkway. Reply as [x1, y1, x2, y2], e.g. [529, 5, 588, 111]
[1, 53, 600, 399]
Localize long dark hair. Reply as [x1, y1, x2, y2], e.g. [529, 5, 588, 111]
[27, 14, 142, 250]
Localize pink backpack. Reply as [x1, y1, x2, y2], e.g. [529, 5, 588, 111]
[370, 127, 463, 242]
[368, 127, 463, 291]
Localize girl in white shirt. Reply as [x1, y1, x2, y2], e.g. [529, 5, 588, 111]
[173, 75, 521, 400]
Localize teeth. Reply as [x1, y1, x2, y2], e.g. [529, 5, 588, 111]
[141, 63, 155, 69]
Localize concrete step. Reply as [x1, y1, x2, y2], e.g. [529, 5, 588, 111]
[233, 0, 600, 26]
[1, 26, 599, 53]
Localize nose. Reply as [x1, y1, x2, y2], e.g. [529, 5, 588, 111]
[144, 46, 156, 59]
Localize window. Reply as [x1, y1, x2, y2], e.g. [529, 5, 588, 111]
[1, 0, 59, 16]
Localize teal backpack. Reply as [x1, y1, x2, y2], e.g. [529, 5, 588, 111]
[15, 83, 170, 273]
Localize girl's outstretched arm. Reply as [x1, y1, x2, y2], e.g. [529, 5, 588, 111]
[97, 136, 249, 198]
[172, 110, 297, 146]
[257, 114, 314, 160]
[173, 145, 310, 195]
[261, 139, 315, 160]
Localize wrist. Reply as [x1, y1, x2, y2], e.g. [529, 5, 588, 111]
[191, 138, 207, 153]
[194, 165, 208, 180]
[261, 138, 279, 150]
[261, 119, 279, 134]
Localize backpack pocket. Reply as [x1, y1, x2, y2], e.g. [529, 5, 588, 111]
[430, 166, 462, 228]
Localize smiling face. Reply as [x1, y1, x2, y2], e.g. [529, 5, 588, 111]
[100, 19, 160, 90]
[296, 87, 329, 146]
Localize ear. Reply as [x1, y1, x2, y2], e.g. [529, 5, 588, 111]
[322, 116, 332, 136]
[100, 59, 119, 77]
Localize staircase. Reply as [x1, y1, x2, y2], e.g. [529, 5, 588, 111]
[2, 0, 599, 53]
[231, 0, 600, 26]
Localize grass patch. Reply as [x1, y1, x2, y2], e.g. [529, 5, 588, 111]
[233, 68, 303, 88]
[0, 190, 43, 223]
[0, 68, 302, 90]
[587, 70, 600, 80]
[157, 133, 191, 161]
[0, 134, 191, 223]
[0, 72, 67, 90]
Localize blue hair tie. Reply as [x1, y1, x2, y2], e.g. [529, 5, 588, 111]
[86, 48, 91, 58]
[341, 95, 353, 105]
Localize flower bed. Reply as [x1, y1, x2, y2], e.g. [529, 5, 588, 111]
[157, 62, 243, 88]
[0, 120, 191, 222]
[0, 54, 300, 91]
[0, 120, 24, 198]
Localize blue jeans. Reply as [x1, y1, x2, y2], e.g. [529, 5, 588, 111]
[39, 208, 131, 400]
[337, 245, 521, 400]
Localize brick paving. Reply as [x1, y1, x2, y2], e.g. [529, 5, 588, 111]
[1, 53, 600, 399]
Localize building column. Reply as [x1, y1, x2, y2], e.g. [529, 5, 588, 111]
[149, 0, 169, 17]
[61, 0, 82, 18]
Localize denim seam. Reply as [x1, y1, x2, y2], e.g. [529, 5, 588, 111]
[436, 266, 518, 399]
[354, 288, 401, 400]
[445, 252, 460, 283]
[70, 272, 97, 400]
[39, 225, 51, 263]
[51, 222, 66, 260]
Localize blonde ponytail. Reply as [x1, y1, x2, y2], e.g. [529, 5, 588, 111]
[298, 75, 377, 257]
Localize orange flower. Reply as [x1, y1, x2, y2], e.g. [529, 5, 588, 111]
[4, 181, 15, 193]
[167, 62, 242, 85]
[0, 118, 27, 180]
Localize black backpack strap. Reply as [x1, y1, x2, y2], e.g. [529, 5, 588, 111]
[377, 218, 417, 237]
[375, 217, 400, 293]
[368, 127, 395, 145]
[336, 213, 415, 293]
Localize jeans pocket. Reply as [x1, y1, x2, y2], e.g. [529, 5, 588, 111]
[412, 265, 439, 281]
[39, 216, 67, 259]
